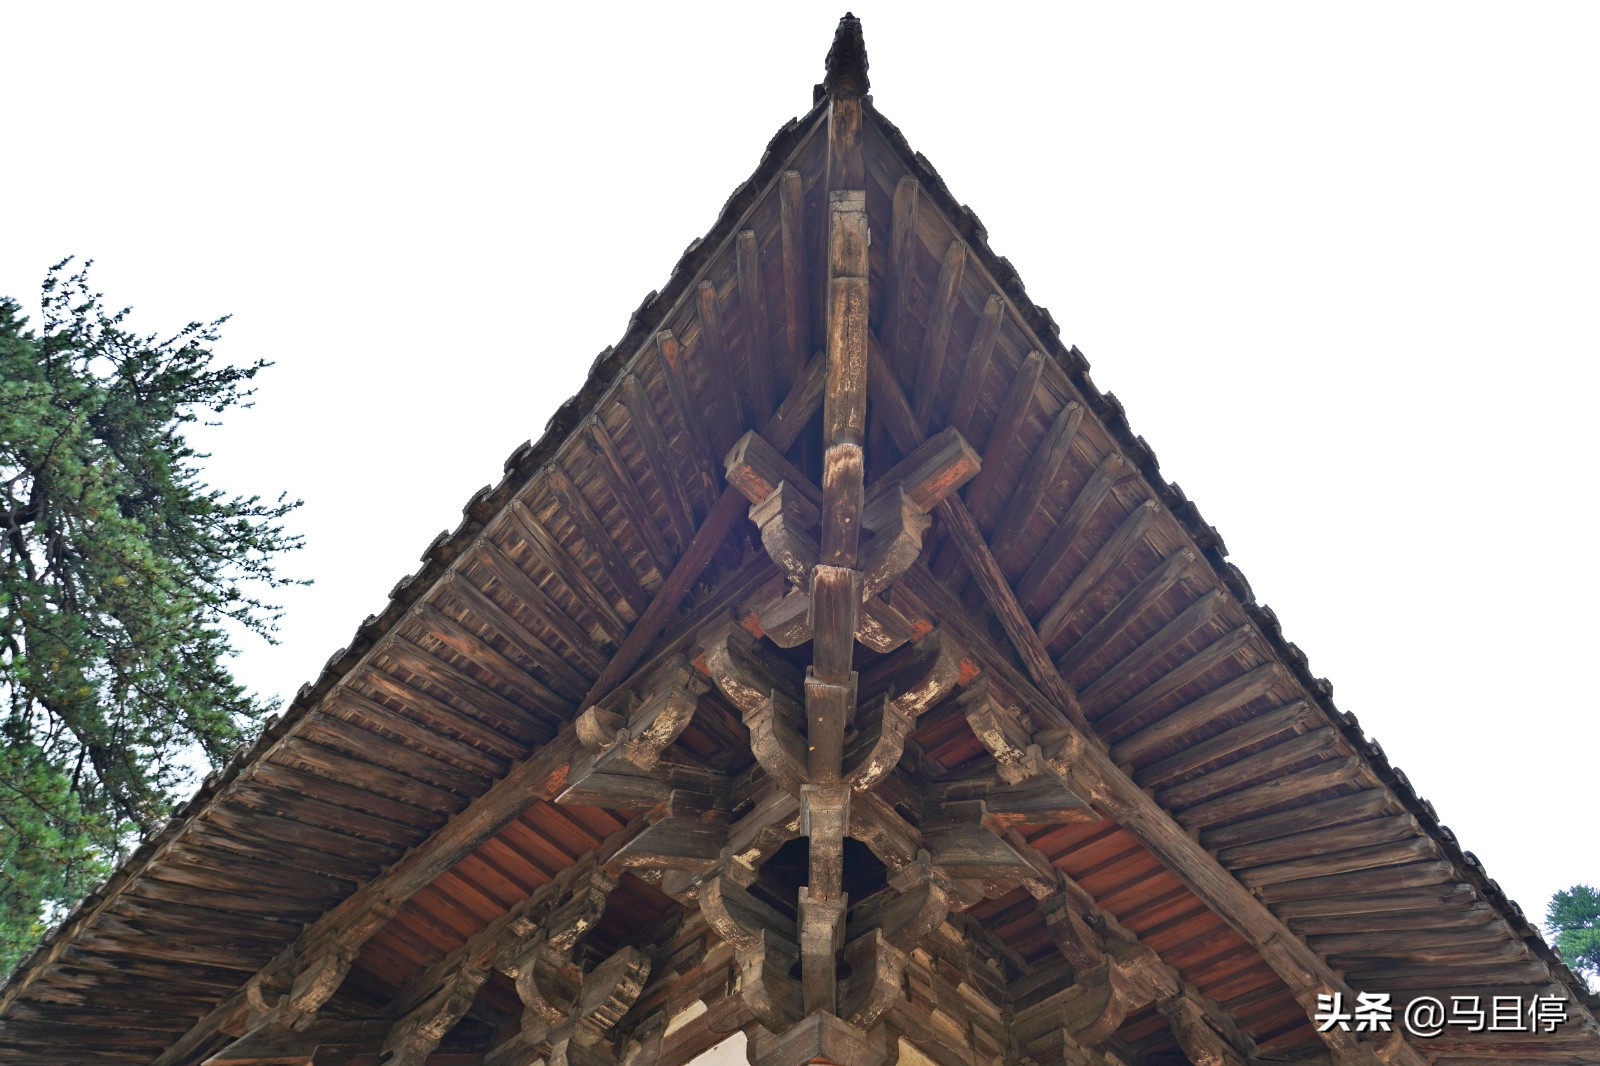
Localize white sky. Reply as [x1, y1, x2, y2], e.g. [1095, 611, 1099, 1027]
[3, 2, 1595, 940]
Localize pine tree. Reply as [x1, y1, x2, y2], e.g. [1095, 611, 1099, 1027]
[1548, 884, 1600, 988]
[0, 260, 303, 974]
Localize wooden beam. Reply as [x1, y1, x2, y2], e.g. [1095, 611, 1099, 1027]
[544, 464, 651, 617]
[947, 294, 1003, 438]
[1080, 589, 1228, 713]
[912, 240, 967, 430]
[507, 497, 630, 639]
[1034, 498, 1159, 647]
[1018, 450, 1128, 607]
[961, 350, 1044, 521]
[1054, 546, 1195, 679]
[736, 230, 775, 423]
[619, 373, 701, 554]
[778, 170, 810, 388]
[580, 352, 825, 706]
[653, 330, 724, 514]
[990, 400, 1083, 560]
[881, 177, 919, 362]
[584, 416, 676, 575]
[470, 539, 608, 674]
[696, 280, 747, 450]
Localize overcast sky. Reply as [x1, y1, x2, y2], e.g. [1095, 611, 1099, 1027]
[3, 2, 1595, 937]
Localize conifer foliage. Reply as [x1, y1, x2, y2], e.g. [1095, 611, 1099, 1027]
[0, 260, 302, 974]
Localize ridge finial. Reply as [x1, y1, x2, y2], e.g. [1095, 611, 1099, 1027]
[823, 12, 869, 99]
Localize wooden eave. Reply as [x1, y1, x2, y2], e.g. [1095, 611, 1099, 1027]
[3, 24, 1597, 1066]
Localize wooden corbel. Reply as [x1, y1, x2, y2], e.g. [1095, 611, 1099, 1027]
[559, 656, 708, 809]
[609, 789, 727, 878]
[543, 946, 652, 1066]
[504, 868, 621, 1033]
[1156, 994, 1249, 1066]
[381, 959, 490, 1066]
[698, 877, 804, 1032]
[236, 933, 365, 1036]
[840, 929, 907, 1030]
[845, 630, 963, 792]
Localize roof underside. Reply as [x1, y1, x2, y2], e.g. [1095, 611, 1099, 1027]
[3, 44, 1597, 1066]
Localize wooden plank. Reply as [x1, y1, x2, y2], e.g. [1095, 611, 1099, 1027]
[1137, 699, 1313, 789]
[1219, 813, 1422, 870]
[1110, 662, 1287, 764]
[1200, 789, 1396, 851]
[1155, 727, 1339, 810]
[948, 295, 1004, 437]
[1035, 498, 1159, 647]
[439, 570, 592, 699]
[1173, 756, 1365, 830]
[271, 735, 470, 813]
[778, 170, 810, 386]
[736, 230, 775, 423]
[507, 496, 630, 639]
[470, 539, 607, 674]
[1055, 547, 1196, 678]
[356, 666, 529, 762]
[1082, 590, 1228, 714]
[1018, 450, 1128, 606]
[1258, 861, 1460, 906]
[991, 400, 1083, 558]
[409, 600, 571, 713]
[583, 415, 677, 574]
[913, 240, 967, 429]
[580, 354, 825, 705]
[962, 350, 1044, 520]
[697, 280, 747, 443]
[654, 330, 724, 514]
[545, 463, 651, 616]
[325, 687, 507, 778]
[620, 372, 701, 553]
[386, 637, 552, 745]
[298, 707, 488, 796]
[1241, 836, 1444, 889]
[881, 176, 920, 362]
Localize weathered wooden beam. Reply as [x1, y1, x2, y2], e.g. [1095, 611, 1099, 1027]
[381, 959, 489, 1066]
[1111, 662, 1289, 765]
[619, 373, 701, 554]
[440, 569, 593, 699]
[881, 177, 920, 363]
[508, 496, 630, 639]
[961, 349, 1045, 521]
[1035, 498, 1159, 647]
[1200, 789, 1395, 851]
[991, 399, 1083, 559]
[201, 1019, 388, 1065]
[1055, 546, 1195, 679]
[470, 539, 608, 674]
[545, 464, 651, 617]
[410, 600, 574, 712]
[1018, 450, 1128, 608]
[778, 170, 810, 388]
[653, 330, 724, 514]
[581, 353, 825, 706]
[1138, 699, 1313, 790]
[696, 280, 747, 447]
[1079, 588, 1228, 713]
[584, 416, 677, 573]
[913, 241, 967, 430]
[1156, 728, 1339, 811]
[736, 230, 775, 424]
[948, 295, 1004, 439]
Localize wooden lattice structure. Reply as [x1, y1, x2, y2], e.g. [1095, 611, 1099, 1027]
[3, 16, 1597, 1066]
